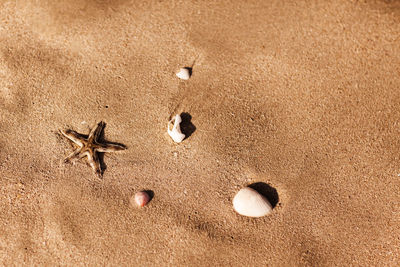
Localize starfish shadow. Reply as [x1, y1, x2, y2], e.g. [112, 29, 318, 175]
[97, 124, 127, 176]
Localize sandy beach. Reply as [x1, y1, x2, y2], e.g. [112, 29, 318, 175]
[1, 0, 400, 265]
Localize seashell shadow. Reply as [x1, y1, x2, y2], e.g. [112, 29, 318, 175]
[247, 182, 279, 208]
[143, 190, 155, 202]
[183, 67, 192, 77]
[180, 112, 196, 140]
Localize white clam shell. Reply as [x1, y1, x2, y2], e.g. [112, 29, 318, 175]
[176, 68, 191, 80]
[233, 187, 272, 217]
[167, 114, 185, 143]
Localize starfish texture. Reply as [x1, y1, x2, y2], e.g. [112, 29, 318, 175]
[60, 121, 126, 178]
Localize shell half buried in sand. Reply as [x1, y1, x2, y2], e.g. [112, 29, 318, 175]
[167, 114, 185, 143]
[233, 187, 272, 217]
[176, 67, 191, 80]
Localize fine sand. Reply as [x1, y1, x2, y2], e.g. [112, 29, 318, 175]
[1, 0, 400, 265]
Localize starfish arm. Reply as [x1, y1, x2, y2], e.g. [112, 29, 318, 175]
[60, 129, 85, 147]
[96, 143, 127, 153]
[64, 148, 83, 163]
[88, 121, 105, 143]
[87, 151, 102, 178]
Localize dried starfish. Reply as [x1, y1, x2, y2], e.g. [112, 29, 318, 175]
[60, 121, 126, 178]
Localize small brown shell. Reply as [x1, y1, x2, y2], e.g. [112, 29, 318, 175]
[134, 191, 151, 207]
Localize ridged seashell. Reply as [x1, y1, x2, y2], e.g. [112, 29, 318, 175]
[134, 191, 151, 207]
[233, 187, 272, 217]
[167, 114, 185, 143]
[176, 67, 191, 80]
